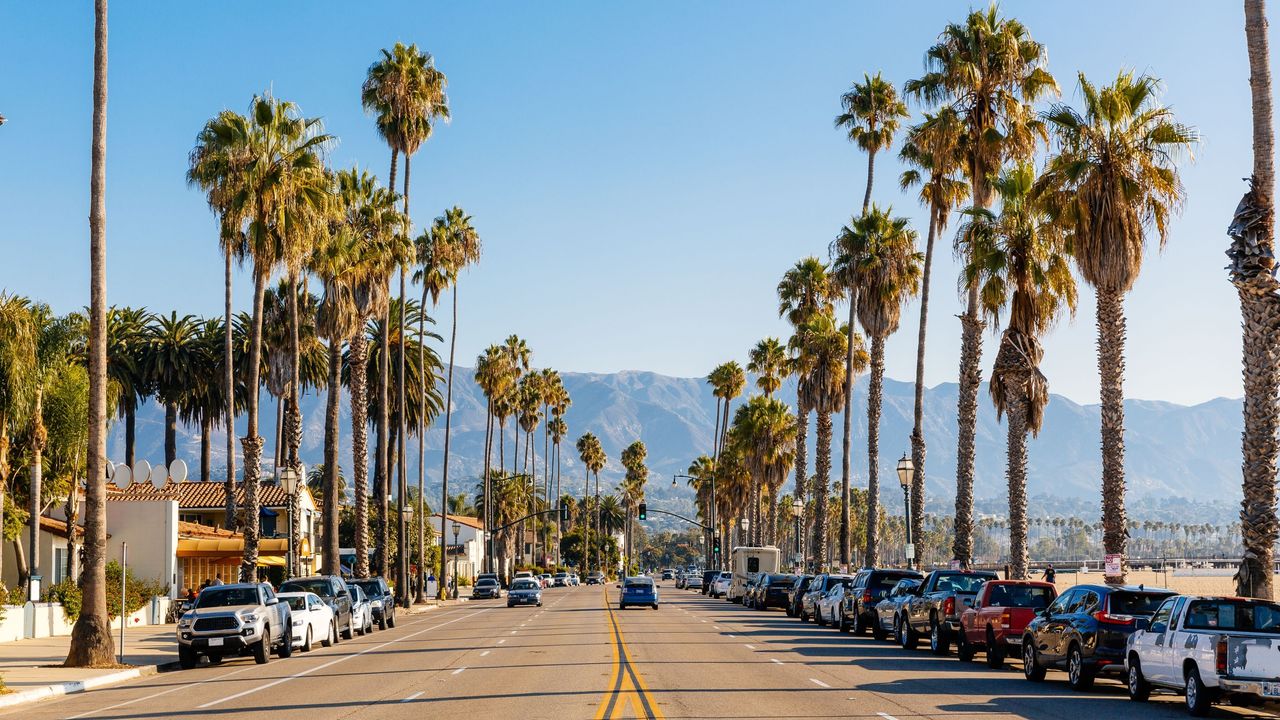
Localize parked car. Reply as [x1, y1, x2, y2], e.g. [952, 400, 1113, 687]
[817, 583, 848, 626]
[710, 571, 732, 598]
[586, 572, 605, 585]
[957, 579, 1056, 667]
[661, 569, 675, 581]
[507, 578, 543, 607]
[675, 573, 688, 589]
[569, 573, 581, 586]
[841, 568, 923, 634]
[750, 574, 796, 611]
[686, 574, 704, 590]
[620, 576, 660, 610]
[277, 591, 334, 652]
[741, 577, 762, 607]
[700, 570, 718, 595]
[1022, 583, 1175, 691]
[553, 572, 570, 587]
[538, 573, 552, 588]
[177, 583, 293, 668]
[897, 569, 999, 654]
[472, 577, 503, 599]
[801, 574, 855, 623]
[279, 575, 355, 641]
[1127, 594, 1280, 715]
[349, 584, 374, 635]
[476, 572, 500, 586]
[348, 577, 396, 630]
[875, 578, 922, 641]
[786, 575, 814, 618]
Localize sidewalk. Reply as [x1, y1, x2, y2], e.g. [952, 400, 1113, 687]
[0, 623, 176, 708]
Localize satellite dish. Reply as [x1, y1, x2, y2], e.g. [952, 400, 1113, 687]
[170, 459, 188, 483]
[151, 463, 168, 490]
[105, 460, 115, 480]
[133, 460, 151, 488]
[114, 464, 132, 489]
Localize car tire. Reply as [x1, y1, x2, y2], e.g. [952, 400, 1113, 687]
[957, 631, 975, 662]
[379, 614, 387, 631]
[253, 633, 270, 665]
[652, 603, 659, 610]
[178, 645, 198, 670]
[322, 621, 335, 647]
[930, 620, 950, 656]
[1067, 644, 1095, 691]
[1022, 640, 1046, 681]
[986, 629, 1005, 669]
[872, 620, 887, 641]
[1185, 665, 1216, 716]
[387, 613, 396, 629]
[619, 603, 626, 610]
[1127, 657, 1151, 702]
[853, 612, 867, 636]
[277, 627, 293, 658]
[342, 619, 354, 641]
[302, 627, 313, 653]
[898, 617, 917, 650]
[839, 613, 850, 633]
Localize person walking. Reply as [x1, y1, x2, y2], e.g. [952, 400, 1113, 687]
[1044, 563, 1056, 584]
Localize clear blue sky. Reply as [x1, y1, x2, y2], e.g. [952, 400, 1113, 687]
[0, 1, 1259, 406]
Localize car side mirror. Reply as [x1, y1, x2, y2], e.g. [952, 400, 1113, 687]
[265, 597, 279, 605]
[1040, 608, 1052, 618]
[1134, 618, 1149, 632]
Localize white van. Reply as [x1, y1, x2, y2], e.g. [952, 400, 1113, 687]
[727, 546, 781, 602]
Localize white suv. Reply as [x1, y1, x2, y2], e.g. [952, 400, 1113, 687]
[710, 572, 732, 599]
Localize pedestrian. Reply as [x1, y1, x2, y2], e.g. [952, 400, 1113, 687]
[186, 587, 197, 602]
[200, 578, 211, 591]
[212, 574, 224, 586]
[1044, 563, 1056, 584]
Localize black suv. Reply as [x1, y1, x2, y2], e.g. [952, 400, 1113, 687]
[280, 575, 355, 640]
[1021, 583, 1175, 691]
[749, 574, 796, 611]
[349, 577, 396, 630]
[786, 575, 813, 618]
[701, 570, 718, 596]
[841, 568, 922, 634]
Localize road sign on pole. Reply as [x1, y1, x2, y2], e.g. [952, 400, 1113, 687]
[1104, 553, 1122, 577]
[905, 543, 915, 561]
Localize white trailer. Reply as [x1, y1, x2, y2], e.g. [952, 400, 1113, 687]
[727, 546, 780, 603]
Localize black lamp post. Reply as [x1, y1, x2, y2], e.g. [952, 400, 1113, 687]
[897, 453, 914, 569]
[279, 465, 302, 578]
[451, 521, 461, 599]
[791, 498, 804, 569]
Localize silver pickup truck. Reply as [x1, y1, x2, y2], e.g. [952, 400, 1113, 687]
[898, 569, 998, 655]
[1127, 594, 1280, 715]
[177, 582, 293, 668]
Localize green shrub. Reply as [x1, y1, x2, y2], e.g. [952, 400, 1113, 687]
[105, 561, 169, 620]
[45, 579, 82, 622]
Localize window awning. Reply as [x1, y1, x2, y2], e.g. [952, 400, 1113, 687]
[177, 537, 310, 560]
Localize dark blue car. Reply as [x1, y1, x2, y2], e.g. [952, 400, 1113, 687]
[619, 577, 659, 610]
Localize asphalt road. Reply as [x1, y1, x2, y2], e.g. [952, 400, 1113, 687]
[3, 584, 1272, 719]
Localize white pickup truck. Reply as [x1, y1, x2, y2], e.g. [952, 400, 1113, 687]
[1126, 594, 1280, 715]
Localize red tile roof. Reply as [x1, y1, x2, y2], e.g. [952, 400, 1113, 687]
[39, 516, 88, 539]
[108, 480, 308, 510]
[430, 513, 485, 531]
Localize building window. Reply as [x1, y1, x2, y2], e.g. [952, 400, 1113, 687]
[53, 548, 67, 584]
[180, 513, 204, 525]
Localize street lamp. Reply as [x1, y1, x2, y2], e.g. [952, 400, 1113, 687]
[279, 465, 303, 578]
[896, 454, 914, 568]
[401, 502, 415, 606]
[791, 498, 804, 569]
[739, 516, 749, 547]
[451, 521, 461, 600]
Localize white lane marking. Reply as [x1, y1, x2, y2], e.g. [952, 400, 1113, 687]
[510, 630, 518, 634]
[811, 678, 831, 688]
[452, 667, 466, 675]
[712, 626, 719, 629]
[497, 639, 506, 644]
[197, 609, 487, 709]
[771, 658, 783, 665]
[65, 664, 263, 719]
[726, 634, 735, 638]
[401, 691, 425, 702]
[876, 714, 898, 720]
[480, 650, 491, 656]
[744, 644, 756, 649]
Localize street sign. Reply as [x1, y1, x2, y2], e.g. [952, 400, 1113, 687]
[949, 559, 961, 570]
[1104, 553, 1122, 576]
[905, 543, 916, 560]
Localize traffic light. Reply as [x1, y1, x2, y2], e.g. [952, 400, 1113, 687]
[559, 499, 569, 524]
[638, 502, 647, 521]
[713, 538, 721, 555]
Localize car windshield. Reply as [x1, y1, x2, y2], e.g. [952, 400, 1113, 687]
[987, 585, 1054, 609]
[280, 579, 332, 597]
[281, 595, 308, 611]
[196, 587, 258, 608]
[871, 575, 913, 593]
[767, 574, 794, 586]
[1184, 600, 1280, 633]
[828, 577, 854, 589]
[511, 580, 539, 591]
[476, 578, 498, 587]
[934, 573, 994, 593]
[351, 581, 381, 597]
[1109, 591, 1173, 616]
[625, 579, 653, 588]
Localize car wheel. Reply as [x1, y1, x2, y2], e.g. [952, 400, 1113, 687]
[986, 629, 1004, 669]
[872, 619, 887, 641]
[1185, 665, 1216, 716]
[1067, 644, 1094, 691]
[1127, 657, 1151, 702]
[898, 617, 917, 650]
[839, 613, 850, 633]
[619, 603, 626, 610]
[322, 621, 335, 647]
[178, 645, 198, 670]
[1022, 640, 1045, 681]
[387, 612, 396, 629]
[379, 614, 387, 631]
[957, 630, 974, 662]
[652, 603, 659, 610]
[342, 619, 354, 641]
[302, 627, 313, 653]
[254, 632, 271, 665]
[853, 612, 866, 636]
[930, 619, 950, 656]
[277, 627, 293, 658]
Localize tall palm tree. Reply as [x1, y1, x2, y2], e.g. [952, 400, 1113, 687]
[834, 206, 922, 568]
[731, 397, 797, 546]
[1233, 0, 1279, 599]
[103, 306, 150, 468]
[178, 319, 228, 485]
[906, 6, 1056, 568]
[475, 344, 507, 571]
[67, 0, 113, 666]
[1037, 71, 1195, 583]
[143, 312, 201, 467]
[960, 162, 1075, 578]
[710, 362, 745, 459]
[790, 312, 851, 569]
[899, 108, 970, 558]
[0, 294, 36, 585]
[747, 338, 788, 398]
[576, 432, 605, 575]
[415, 206, 480, 598]
[619, 441, 648, 570]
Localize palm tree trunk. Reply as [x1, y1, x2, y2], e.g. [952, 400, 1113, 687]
[594, 472, 601, 577]
[350, 330, 370, 578]
[200, 416, 211, 483]
[864, 335, 885, 568]
[436, 284, 460, 599]
[911, 206, 938, 554]
[125, 404, 135, 467]
[285, 274, 303, 577]
[377, 303, 390, 578]
[239, 268, 268, 582]
[1236, 0, 1278, 600]
[814, 410, 832, 570]
[1097, 287, 1128, 584]
[1005, 389, 1029, 580]
[953, 285, 983, 567]
[794, 402, 809, 565]
[164, 402, 177, 467]
[482, 399, 493, 572]
[322, 339, 342, 575]
[67, 0, 114, 666]
[29, 391, 44, 595]
[223, 246, 236, 529]
[862, 149, 876, 215]
[840, 291, 857, 568]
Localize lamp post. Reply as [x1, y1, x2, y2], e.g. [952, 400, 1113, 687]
[791, 498, 804, 569]
[739, 517, 749, 549]
[896, 453, 914, 569]
[279, 465, 301, 578]
[451, 521, 461, 600]
[400, 503, 414, 606]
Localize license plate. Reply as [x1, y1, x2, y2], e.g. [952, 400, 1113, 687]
[208, 637, 224, 646]
[1262, 682, 1280, 697]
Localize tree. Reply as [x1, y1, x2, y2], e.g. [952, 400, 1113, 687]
[142, 312, 201, 468]
[0, 294, 36, 584]
[575, 432, 605, 575]
[67, 0, 114, 666]
[1232, 0, 1278, 599]
[475, 344, 509, 571]
[899, 108, 970, 559]
[834, 206, 922, 568]
[747, 338, 788, 398]
[103, 307, 150, 468]
[1037, 71, 1196, 583]
[906, 5, 1057, 571]
[619, 441, 648, 569]
[960, 162, 1076, 578]
[730, 397, 797, 546]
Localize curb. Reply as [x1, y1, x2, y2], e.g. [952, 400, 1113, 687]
[0, 662, 173, 709]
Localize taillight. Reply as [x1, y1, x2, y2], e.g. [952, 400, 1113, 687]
[1000, 610, 1011, 626]
[943, 598, 955, 616]
[863, 591, 874, 604]
[1216, 636, 1228, 675]
[1092, 610, 1135, 626]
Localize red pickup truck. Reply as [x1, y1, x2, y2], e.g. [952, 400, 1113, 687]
[958, 580, 1057, 668]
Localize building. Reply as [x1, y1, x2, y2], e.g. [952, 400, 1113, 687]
[429, 514, 485, 581]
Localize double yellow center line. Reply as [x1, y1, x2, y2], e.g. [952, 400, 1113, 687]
[594, 588, 664, 719]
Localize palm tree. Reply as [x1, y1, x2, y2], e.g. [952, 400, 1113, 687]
[67, 0, 113, 666]
[790, 312, 851, 569]
[898, 108, 970, 560]
[142, 313, 201, 467]
[576, 432, 605, 575]
[1037, 72, 1195, 583]
[0, 294, 36, 584]
[834, 206, 922, 568]
[415, 207, 480, 599]
[1232, 0, 1278, 599]
[711, 362, 745, 459]
[747, 338, 788, 398]
[906, 7, 1056, 569]
[960, 162, 1076, 578]
[619, 441, 648, 570]
[731, 397, 797, 546]
[103, 306, 150, 467]
[178, 319, 227, 485]
[475, 344, 507, 571]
